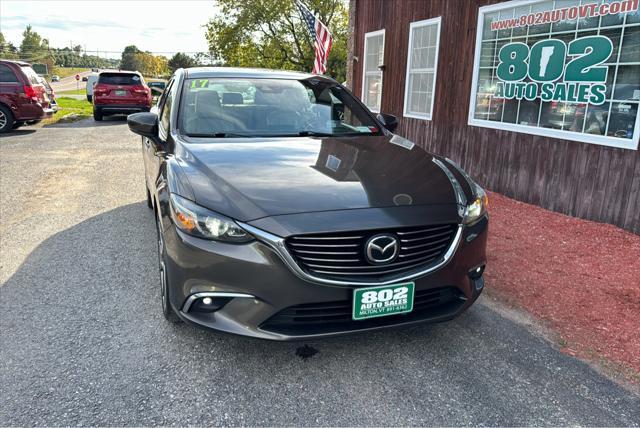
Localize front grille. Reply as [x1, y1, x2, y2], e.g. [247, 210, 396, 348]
[260, 287, 464, 335]
[285, 224, 458, 282]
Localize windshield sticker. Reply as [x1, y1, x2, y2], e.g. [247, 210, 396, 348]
[190, 79, 209, 89]
[389, 135, 415, 150]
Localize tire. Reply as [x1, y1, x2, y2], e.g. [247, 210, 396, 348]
[156, 213, 181, 323]
[0, 104, 15, 134]
[146, 187, 153, 209]
[93, 107, 102, 121]
[87, 95, 92, 103]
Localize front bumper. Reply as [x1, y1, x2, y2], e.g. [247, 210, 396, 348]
[163, 217, 488, 340]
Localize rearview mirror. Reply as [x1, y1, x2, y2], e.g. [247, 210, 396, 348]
[128, 112, 159, 138]
[376, 113, 398, 133]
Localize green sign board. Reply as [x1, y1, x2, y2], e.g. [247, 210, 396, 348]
[493, 35, 613, 105]
[352, 282, 415, 320]
[31, 63, 48, 75]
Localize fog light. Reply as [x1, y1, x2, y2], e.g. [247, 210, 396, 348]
[190, 296, 233, 313]
[468, 265, 485, 279]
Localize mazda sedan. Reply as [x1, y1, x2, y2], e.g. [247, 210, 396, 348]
[127, 67, 488, 340]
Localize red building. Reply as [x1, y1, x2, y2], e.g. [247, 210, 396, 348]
[347, 0, 639, 233]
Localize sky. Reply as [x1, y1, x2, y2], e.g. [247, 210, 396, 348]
[0, 0, 217, 58]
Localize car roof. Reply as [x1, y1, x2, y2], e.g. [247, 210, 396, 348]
[98, 70, 142, 75]
[0, 59, 32, 66]
[184, 67, 331, 81]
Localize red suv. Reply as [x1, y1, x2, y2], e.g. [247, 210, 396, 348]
[92, 71, 152, 121]
[0, 60, 55, 133]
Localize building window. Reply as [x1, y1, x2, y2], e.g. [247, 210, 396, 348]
[362, 29, 385, 112]
[403, 17, 442, 120]
[469, 0, 640, 150]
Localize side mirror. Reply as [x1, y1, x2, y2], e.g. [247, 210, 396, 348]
[376, 113, 398, 133]
[128, 112, 159, 138]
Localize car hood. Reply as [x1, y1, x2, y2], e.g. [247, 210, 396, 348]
[174, 134, 460, 222]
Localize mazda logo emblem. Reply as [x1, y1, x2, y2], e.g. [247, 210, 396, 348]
[365, 234, 399, 264]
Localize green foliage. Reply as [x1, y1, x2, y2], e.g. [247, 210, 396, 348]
[19, 25, 47, 58]
[168, 52, 197, 72]
[120, 45, 142, 71]
[119, 45, 168, 77]
[205, 0, 348, 82]
[2, 26, 117, 69]
[0, 31, 19, 59]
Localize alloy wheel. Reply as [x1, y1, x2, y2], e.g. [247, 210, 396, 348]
[0, 110, 7, 130]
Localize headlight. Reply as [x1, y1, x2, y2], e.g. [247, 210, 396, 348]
[464, 186, 489, 225]
[169, 194, 253, 243]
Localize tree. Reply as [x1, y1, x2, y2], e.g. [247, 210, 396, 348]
[205, 0, 348, 81]
[168, 52, 196, 72]
[19, 25, 49, 61]
[0, 31, 19, 59]
[120, 45, 142, 71]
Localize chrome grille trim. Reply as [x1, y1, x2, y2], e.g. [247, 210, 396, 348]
[238, 222, 464, 286]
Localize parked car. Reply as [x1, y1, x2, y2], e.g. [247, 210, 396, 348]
[127, 67, 489, 340]
[0, 60, 55, 133]
[51, 74, 60, 82]
[37, 76, 58, 114]
[92, 71, 152, 120]
[146, 79, 167, 97]
[81, 76, 88, 82]
[85, 73, 98, 102]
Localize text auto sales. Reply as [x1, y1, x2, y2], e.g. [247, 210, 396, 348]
[493, 81, 606, 105]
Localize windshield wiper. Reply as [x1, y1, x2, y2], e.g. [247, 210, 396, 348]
[297, 131, 335, 137]
[186, 132, 254, 138]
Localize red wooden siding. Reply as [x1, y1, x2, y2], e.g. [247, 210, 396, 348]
[349, 0, 640, 233]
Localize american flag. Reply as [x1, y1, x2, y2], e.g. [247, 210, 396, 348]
[296, 0, 333, 75]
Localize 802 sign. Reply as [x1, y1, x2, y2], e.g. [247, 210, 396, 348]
[497, 35, 613, 83]
[360, 286, 409, 304]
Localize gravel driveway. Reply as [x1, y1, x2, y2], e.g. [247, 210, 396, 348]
[0, 119, 638, 426]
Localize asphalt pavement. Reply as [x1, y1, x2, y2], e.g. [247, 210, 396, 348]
[0, 119, 638, 426]
[50, 70, 92, 93]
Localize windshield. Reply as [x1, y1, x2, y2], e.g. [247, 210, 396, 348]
[180, 78, 381, 138]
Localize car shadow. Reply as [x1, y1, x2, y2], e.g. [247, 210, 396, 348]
[44, 115, 128, 128]
[1, 129, 37, 137]
[2, 202, 637, 425]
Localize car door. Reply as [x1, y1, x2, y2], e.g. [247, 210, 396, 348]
[144, 78, 175, 194]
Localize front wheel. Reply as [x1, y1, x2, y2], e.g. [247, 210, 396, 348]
[156, 214, 181, 323]
[0, 104, 15, 134]
[93, 107, 102, 121]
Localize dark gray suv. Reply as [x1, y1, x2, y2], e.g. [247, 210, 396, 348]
[127, 67, 488, 340]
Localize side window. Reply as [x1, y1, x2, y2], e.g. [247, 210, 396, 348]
[0, 64, 18, 83]
[159, 80, 175, 134]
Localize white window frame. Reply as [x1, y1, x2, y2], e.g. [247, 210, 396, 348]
[403, 17, 442, 121]
[468, 0, 640, 150]
[361, 29, 385, 113]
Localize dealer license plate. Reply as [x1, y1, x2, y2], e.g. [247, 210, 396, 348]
[115, 90, 127, 96]
[352, 282, 415, 320]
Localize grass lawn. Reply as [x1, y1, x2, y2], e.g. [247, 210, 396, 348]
[43, 97, 93, 125]
[57, 88, 87, 96]
[51, 67, 90, 79]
